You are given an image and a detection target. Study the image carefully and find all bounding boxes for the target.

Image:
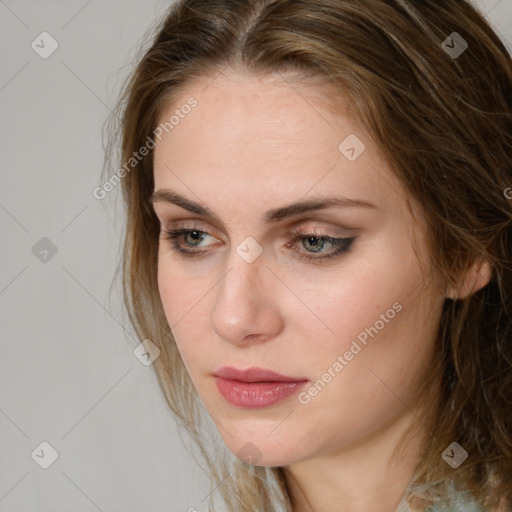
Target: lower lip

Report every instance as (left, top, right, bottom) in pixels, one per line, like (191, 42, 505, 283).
(214, 377, 308, 409)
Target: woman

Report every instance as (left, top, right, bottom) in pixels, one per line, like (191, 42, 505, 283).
(102, 0, 512, 510)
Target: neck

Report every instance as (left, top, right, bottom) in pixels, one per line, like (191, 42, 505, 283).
(283, 407, 429, 512)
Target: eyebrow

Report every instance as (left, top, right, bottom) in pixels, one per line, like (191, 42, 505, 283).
(148, 189, 378, 223)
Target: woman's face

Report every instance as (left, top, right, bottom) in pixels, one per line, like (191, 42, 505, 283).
(152, 70, 446, 467)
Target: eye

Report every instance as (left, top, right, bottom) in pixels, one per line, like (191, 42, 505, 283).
(160, 224, 356, 263)
(287, 227, 356, 262)
(161, 227, 218, 258)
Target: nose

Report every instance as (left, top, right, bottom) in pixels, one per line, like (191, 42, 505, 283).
(209, 248, 284, 348)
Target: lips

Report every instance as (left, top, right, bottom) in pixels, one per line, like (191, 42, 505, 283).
(213, 366, 309, 409)
(213, 366, 308, 383)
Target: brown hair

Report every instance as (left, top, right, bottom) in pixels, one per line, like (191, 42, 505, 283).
(102, 0, 512, 510)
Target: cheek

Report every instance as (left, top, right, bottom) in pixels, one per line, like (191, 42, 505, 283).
(157, 253, 194, 318)
(156, 258, 212, 368)
(294, 251, 438, 387)
(292, 293, 441, 450)
(156, 259, 192, 347)
(293, 262, 403, 349)
(312, 279, 440, 407)
(157, 262, 174, 318)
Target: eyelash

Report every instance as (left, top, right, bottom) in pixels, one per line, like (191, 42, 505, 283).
(161, 225, 356, 263)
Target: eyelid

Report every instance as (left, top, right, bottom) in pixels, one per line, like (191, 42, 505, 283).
(162, 219, 357, 240)
(163, 220, 224, 242)
(289, 219, 358, 237)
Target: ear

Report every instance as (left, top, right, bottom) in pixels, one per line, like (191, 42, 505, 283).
(446, 258, 492, 300)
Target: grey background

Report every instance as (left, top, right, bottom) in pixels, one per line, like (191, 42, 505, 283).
(0, 1, 510, 511)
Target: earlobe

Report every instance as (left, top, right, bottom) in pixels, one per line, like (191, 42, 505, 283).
(446, 258, 493, 299)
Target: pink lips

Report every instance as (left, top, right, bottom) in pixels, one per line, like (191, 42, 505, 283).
(213, 366, 309, 409)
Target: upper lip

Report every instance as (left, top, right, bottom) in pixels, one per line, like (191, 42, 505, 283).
(213, 366, 308, 383)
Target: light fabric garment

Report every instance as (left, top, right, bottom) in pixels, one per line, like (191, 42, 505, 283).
(396, 497, 486, 511)
(395, 485, 489, 512)
(424, 495, 488, 512)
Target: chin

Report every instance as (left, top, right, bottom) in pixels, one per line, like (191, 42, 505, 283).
(220, 429, 309, 467)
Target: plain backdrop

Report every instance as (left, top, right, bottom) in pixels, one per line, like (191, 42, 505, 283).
(0, 1, 511, 511)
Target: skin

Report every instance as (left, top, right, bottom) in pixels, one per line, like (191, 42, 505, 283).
(151, 70, 488, 512)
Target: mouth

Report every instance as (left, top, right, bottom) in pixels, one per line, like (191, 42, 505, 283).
(213, 366, 309, 409)
(213, 366, 308, 383)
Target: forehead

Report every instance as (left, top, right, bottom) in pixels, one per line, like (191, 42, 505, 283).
(152, 70, 406, 221)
